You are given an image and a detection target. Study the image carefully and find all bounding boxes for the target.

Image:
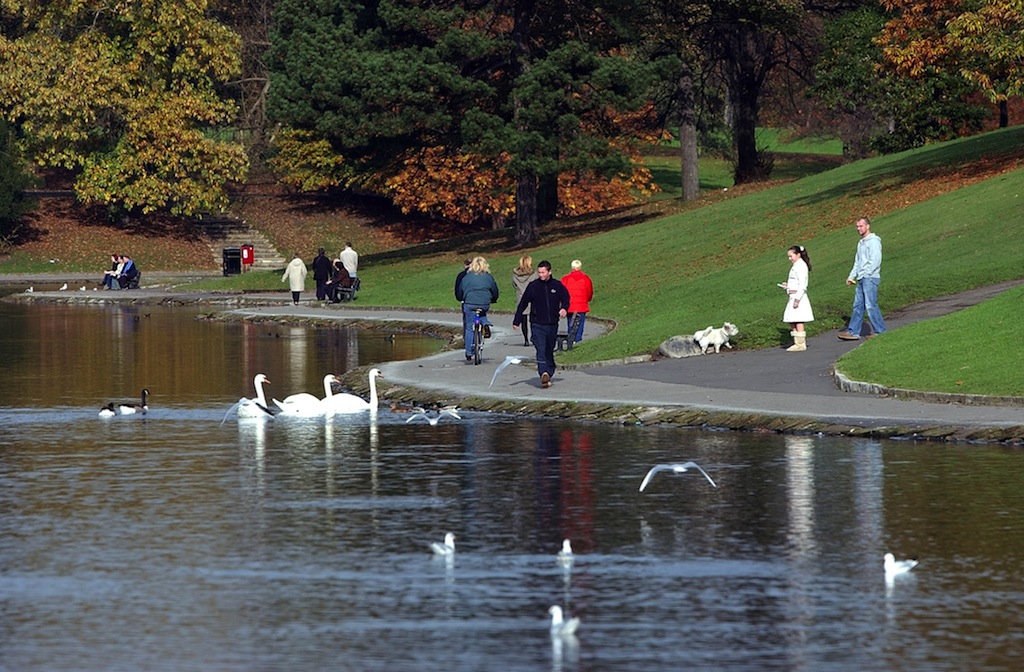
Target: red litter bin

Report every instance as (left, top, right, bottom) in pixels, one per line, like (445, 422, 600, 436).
(240, 244, 254, 271)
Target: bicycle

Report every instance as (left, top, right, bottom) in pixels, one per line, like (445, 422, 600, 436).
(470, 308, 487, 365)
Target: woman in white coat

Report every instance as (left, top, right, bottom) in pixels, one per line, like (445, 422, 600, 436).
(282, 253, 308, 305)
(780, 245, 814, 351)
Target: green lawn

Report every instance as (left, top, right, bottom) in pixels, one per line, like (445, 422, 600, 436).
(838, 285, 1024, 396)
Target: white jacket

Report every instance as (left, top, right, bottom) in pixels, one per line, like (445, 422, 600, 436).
(281, 257, 308, 291)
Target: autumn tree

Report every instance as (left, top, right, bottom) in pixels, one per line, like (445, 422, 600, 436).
(945, 0, 1024, 125)
(0, 0, 248, 216)
(813, 5, 987, 156)
(878, 0, 1018, 127)
(266, 0, 658, 244)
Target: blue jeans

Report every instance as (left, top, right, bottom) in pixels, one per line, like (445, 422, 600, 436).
(567, 312, 587, 343)
(463, 304, 491, 356)
(530, 322, 558, 378)
(847, 276, 886, 336)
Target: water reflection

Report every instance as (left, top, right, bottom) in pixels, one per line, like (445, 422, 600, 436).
(2, 302, 1024, 671)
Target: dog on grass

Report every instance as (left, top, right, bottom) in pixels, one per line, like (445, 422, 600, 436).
(693, 322, 739, 354)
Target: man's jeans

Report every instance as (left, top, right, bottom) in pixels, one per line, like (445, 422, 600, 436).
(463, 304, 491, 356)
(530, 322, 557, 377)
(567, 312, 587, 343)
(847, 276, 886, 336)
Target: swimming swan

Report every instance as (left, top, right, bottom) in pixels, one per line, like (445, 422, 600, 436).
(237, 374, 275, 419)
(322, 368, 383, 414)
(273, 374, 339, 417)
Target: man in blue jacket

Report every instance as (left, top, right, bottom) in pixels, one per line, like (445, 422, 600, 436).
(838, 217, 886, 339)
(513, 260, 569, 388)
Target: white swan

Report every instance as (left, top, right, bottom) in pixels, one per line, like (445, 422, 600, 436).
(323, 368, 383, 414)
(273, 374, 339, 417)
(117, 388, 149, 415)
(237, 374, 275, 419)
(429, 532, 456, 556)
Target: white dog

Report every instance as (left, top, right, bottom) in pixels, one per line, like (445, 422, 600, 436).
(693, 322, 739, 354)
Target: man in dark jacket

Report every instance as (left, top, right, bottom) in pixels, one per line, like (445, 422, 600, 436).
(312, 248, 334, 301)
(512, 260, 569, 388)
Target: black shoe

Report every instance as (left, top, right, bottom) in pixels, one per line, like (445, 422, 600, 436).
(484, 325, 492, 338)
(466, 354, 473, 361)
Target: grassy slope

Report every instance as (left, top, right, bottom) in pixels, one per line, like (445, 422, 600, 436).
(345, 127, 1024, 370)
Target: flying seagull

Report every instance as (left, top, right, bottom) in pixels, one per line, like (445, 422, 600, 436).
(884, 552, 918, 579)
(406, 408, 462, 425)
(489, 355, 530, 387)
(639, 461, 717, 492)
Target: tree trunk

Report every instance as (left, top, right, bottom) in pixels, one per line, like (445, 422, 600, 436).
(677, 62, 700, 202)
(512, 0, 539, 245)
(999, 99, 1009, 128)
(537, 172, 558, 222)
(724, 24, 769, 185)
(515, 173, 539, 244)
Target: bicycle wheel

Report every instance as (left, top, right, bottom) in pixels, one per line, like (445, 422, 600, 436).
(473, 322, 483, 365)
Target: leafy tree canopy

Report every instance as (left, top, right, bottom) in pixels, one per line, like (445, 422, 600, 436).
(266, 0, 659, 222)
(0, 0, 248, 215)
(814, 5, 987, 156)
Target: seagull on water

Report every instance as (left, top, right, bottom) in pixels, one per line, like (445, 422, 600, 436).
(429, 532, 456, 556)
(548, 605, 580, 637)
(58, 283, 68, 291)
(489, 355, 530, 387)
(884, 552, 918, 579)
(639, 461, 717, 491)
(25, 286, 33, 293)
(557, 539, 574, 567)
(406, 408, 462, 425)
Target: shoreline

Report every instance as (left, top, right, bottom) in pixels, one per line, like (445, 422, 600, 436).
(4, 280, 1023, 444)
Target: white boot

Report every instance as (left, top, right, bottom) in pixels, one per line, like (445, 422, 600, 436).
(786, 330, 807, 352)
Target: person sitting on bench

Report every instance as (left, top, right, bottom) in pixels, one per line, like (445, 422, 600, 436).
(326, 259, 354, 302)
(118, 256, 140, 289)
(102, 253, 122, 289)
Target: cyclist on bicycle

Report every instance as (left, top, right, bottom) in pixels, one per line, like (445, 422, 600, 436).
(456, 256, 499, 362)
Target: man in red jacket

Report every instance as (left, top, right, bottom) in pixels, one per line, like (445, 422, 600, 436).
(561, 259, 594, 343)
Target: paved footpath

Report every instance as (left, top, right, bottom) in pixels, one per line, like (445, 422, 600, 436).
(6, 274, 1024, 437)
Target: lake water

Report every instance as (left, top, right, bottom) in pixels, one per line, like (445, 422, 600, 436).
(1, 299, 1023, 671)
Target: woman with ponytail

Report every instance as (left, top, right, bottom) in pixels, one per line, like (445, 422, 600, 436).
(780, 245, 814, 351)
